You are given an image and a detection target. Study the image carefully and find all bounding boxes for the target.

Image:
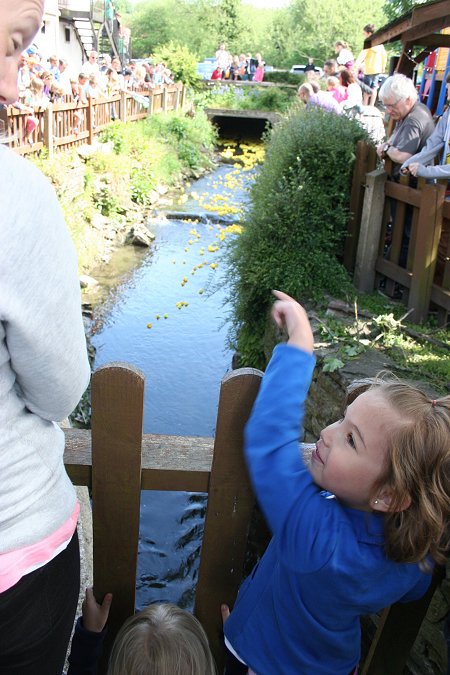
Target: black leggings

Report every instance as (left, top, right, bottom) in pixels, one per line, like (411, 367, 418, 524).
(224, 646, 249, 674)
(0, 529, 80, 675)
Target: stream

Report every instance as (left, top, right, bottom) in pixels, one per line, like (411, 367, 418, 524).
(89, 143, 262, 610)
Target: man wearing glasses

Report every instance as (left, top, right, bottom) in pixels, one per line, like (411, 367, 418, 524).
(376, 74, 434, 178)
(376, 74, 434, 269)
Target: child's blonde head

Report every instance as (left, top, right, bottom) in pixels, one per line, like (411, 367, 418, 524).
(347, 375, 450, 568)
(107, 603, 216, 675)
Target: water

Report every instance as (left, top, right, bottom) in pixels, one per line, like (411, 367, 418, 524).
(90, 158, 259, 610)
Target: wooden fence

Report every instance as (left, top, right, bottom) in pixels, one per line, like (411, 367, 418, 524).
(344, 140, 450, 324)
(64, 362, 442, 674)
(4, 83, 185, 158)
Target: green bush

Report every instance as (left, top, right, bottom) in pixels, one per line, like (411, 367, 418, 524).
(225, 107, 371, 368)
(152, 42, 201, 89)
(145, 110, 217, 171)
(264, 71, 305, 86)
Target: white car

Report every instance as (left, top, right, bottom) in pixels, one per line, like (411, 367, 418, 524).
(290, 64, 323, 77)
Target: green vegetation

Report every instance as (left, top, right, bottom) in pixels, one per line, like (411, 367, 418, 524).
(225, 106, 370, 369)
(193, 83, 297, 113)
(128, 0, 387, 68)
(152, 42, 201, 89)
(313, 294, 450, 394)
(32, 110, 217, 271)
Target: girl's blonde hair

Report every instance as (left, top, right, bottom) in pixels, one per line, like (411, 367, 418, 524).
(346, 375, 450, 570)
(107, 603, 217, 675)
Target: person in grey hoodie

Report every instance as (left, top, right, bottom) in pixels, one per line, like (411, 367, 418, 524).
(0, 2, 91, 674)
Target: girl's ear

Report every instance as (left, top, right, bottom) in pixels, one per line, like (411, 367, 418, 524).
(372, 487, 411, 513)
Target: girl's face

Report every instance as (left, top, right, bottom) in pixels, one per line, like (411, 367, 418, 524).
(309, 390, 403, 511)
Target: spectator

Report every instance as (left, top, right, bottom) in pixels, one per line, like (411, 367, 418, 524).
(85, 73, 104, 101)
(355, 24, 387, 106)
(335, 41, 354, 70)
(339, 68, 363, 109)
(215, 42, 231, 78)
(237, 53, 248, 80)
(211, 65, 223, 80)
(83, 50, 100, 77)
(0, 3, 91, 675)
(17, 52, 32, 100)
(58, 58, 72, 96)
(298, 82, 343, 114)
(378, 74, 434, 266)
(254, 60, 265, 83)
(66, 588, 216, 674)
(323, 59, 339, 78)
(230, 55, 240, 81)
(327, 75, 347, 104)
(39, 70, 53, 98)
(377, 74, 434, 177)
(48, 54, 60, 81)
(401, 72, 450, 282)
(304, 57, 316, 73)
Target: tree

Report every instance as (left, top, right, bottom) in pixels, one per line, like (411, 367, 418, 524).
(384, 0, 429, 21)
(216, 0, 244, 53)
(265, 0, 387, 67)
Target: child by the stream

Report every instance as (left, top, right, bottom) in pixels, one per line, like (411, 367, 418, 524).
(66, 588, 216, 674)
(223, 290, 450, 675)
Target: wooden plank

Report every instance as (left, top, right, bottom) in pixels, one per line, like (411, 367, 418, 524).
(343, 142, 378, 272)
(375, 257, 412, 288)
(408, 183, 445, 323)
(64, 429, 214, 484)
(385, 180, 422, 208)
(195, 367, 262, 673)
(91, 363, 144, 674)
(354, 168, 387, 292)
(402, 16, 450, 46)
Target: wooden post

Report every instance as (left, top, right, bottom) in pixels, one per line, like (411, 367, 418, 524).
(162, 86, 168, 113)
(91, 363, 144, 673)
(147, 88, 154, 117)
(195, 367, 262, 673)
(43, 104, 53, 158)
(343, 141, 378, 272)
(86, 99, 95, 146)
(354, 168, 387, 292)
(175, 83, 181, 111)
(119, 92, 127, 123)
(361, 570, 442, 675)
(408, 182, 445, 323)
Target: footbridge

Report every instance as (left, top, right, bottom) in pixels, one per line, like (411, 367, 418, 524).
(205, 107, 281, 136)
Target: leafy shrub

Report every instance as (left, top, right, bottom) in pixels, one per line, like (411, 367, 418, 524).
(146, 110, 217, 171)
(264, 71, 305, 86)
(152, 42, 201, 89)
(225, 107, 371, 368)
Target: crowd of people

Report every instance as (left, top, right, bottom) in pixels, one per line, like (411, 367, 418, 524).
(1, 2, 450, 675)
(3, 47, 175, 142)
(298, 23, 387, 118)
(211, 44, 265, 82)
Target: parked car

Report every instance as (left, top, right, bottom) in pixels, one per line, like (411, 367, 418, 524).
(197, 58, 216, 80)
(290, 64, 324, 78)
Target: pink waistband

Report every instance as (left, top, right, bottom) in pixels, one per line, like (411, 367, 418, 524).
(0, 502, 79, 593)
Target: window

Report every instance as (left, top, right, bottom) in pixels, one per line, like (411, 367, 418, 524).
(65, 27, 71, 43)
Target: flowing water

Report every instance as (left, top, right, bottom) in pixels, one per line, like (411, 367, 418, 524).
(89, 144, 262, 610)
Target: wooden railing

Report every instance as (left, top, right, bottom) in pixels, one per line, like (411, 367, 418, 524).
(344, 141, 450, 324)
(64, 362, 443, 674)
(5, 84, 185, 157)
